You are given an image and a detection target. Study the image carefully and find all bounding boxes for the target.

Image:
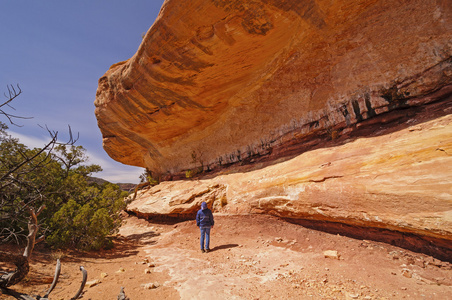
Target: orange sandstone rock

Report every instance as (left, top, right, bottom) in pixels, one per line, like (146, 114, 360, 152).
(95, 0, 452, 175)
(128, 114, 452, 259)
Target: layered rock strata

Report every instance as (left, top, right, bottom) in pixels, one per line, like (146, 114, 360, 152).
(95, 0, 452, 177)
(128, 112, 452, 260)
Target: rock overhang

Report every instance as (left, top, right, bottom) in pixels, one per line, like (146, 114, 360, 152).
(94, 0, 452, 177)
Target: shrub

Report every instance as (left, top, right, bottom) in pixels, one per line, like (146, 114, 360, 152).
(0, 127, 129, 251)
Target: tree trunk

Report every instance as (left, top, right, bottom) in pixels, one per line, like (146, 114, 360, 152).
(0, 251, 29, 287)
(0, 205, 43, 288)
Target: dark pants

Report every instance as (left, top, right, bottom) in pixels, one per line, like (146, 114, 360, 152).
(200, 227, 211, 250)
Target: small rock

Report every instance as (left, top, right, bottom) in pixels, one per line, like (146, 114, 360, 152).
(142, 282, 160, 289)
(144, 269, 151, 274)
(147, 263, 156, 267)
(116, 267, 126, 273)
(401, 268, 412, 278)
(86, 279, 101, 288)
(100, 272, 108, 279)
(347, 293, 359, 299)
(323, 250, 340, 260)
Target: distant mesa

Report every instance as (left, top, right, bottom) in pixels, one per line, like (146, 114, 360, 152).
(88, 177, 136, 192)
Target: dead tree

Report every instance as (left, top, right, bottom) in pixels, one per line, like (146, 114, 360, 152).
(0, 84, 79, 292)
(117, 287, 130, 300)
(0, 205, 45, 287)
(0, 130, 76, 286)
(1, 259, 88, 300)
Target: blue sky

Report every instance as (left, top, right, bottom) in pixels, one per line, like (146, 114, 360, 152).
(0, 1, 165, 183)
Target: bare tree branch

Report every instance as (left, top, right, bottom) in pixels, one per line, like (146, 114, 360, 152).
(22, 205, 45, 259)
(118, 287, 130, 300)
(0, 134, 57, 184)
(0, 205, 46, 289)
(70, 266, 87, 300)
(0, 287, 36, 300)
(0, 84, 32, 126)
(0, 251, 29, 288)
(0, 84, 21, 110)
(43, 259, 61, 298)
(1, 259, 86, 300)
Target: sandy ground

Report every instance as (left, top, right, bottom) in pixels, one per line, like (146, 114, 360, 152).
(1, 214, 451, 299)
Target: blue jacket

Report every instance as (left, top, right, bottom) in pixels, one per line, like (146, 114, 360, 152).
(196, 208, 214, 228)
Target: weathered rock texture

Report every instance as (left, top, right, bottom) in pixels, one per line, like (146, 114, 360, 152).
(96, 0, 452, 258)
(128, 113, 452, 260)
(95, 0, 452, 176)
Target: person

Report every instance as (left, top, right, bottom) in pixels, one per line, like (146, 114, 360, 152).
(196, 201, 214, 253)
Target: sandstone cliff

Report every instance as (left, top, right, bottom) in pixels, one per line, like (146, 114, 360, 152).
(95, 0, 452, 259)
(95, 0, 451, 176)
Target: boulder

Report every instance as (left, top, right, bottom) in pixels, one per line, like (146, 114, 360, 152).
(128, 180, 227, 219)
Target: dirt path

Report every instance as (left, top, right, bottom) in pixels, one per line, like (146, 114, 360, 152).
(2, 214, 451, 299)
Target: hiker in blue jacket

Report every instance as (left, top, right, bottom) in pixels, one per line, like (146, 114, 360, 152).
(196, 201, 214, 253)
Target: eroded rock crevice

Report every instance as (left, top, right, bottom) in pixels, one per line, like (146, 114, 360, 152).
(284, 218, 452, 263)
(182, 81, 452, 180)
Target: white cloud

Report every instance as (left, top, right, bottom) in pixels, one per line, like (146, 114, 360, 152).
(85, 150, 143, 183)
(8, 130, 52, 149)
(97, 167, 143, 184)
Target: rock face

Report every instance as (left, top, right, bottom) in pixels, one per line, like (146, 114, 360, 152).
(95, 0, 452, 176)
(128, 113, 452, 260)
(96, 0, 452, 258)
